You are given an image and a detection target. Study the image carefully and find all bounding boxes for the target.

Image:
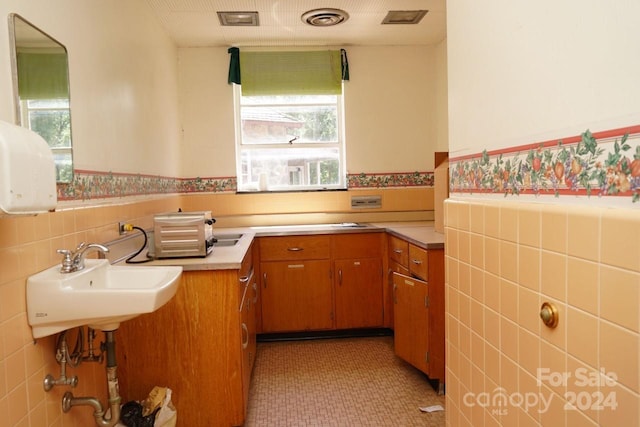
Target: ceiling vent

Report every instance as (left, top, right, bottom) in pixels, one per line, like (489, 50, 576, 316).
(217, 11, 259, 26)
(301, 8, 349, 27)
(381, 10, 428, 25)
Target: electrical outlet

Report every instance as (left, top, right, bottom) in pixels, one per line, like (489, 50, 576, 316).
(118, 222, 128, 235)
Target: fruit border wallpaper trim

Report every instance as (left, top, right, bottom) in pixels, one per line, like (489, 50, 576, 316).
(449, 125, 640, 204)
(56, 171, 434, 201)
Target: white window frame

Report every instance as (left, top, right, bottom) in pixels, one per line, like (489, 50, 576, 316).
(233, 84, 347, 192)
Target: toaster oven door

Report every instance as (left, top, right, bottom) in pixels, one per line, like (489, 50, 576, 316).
(154, 216, 206, 257)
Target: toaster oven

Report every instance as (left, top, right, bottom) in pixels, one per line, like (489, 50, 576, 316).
(153, 211, 215, 258)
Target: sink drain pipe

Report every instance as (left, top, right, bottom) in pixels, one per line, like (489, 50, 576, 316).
(62, 330, 121, 427)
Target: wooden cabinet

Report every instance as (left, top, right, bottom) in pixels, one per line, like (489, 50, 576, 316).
(393, 272, 429, 373)
(258, 232, 385, 333)
(117, 242, 257, 427)
(334, 258, 383, 328)
(260, 259, 333, 332)
(388, 234, 445, 392)
(259, 235, 333, 332)
(240, 257, 258, 409)
(332, 233, 384, 329)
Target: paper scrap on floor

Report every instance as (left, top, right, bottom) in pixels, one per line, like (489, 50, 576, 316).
(419, 405, 444, 413)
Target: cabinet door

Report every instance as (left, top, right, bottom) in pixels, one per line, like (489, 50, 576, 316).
(117, 269, 246, 426)
(387, 260, 409, 329)
(427, 249, 445, 386)
(393, 272, 429, 374)
(240, 270, 257, 412)
(261, 260, 333, 332)
(334, 258, 383, 329)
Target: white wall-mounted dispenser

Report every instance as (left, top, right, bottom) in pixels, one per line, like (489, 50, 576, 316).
(0, 119, 57, 215)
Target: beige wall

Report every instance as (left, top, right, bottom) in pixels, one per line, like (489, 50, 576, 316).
(182, 187, 435, 227)
(446, 0, 640, 426)
(434, 39, 449, 154)
(343, 45, 441, 173)
(178, 44, 446, 177)
(0, 0, 181, 177)
(178, 47, 236, 178)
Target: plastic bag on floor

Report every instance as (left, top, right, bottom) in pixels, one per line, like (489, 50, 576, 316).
(120, 401, 158, 427)
(116, 387, 176, 427)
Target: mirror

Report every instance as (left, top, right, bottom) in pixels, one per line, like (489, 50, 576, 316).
(8, 13, 73, 183)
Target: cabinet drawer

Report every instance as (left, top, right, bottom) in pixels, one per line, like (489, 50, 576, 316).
(259, 235, 330, 261)
(388, 235, 409, 267)
(331, 233, 383, 259)
(389, 259, 409, 276)
(408, 244, 429, 281)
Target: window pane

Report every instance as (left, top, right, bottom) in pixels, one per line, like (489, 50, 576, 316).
(52, 150, 72, 182)
(240, 147, 341, 190)
(28, 108, 71, 148)
(241, 105, 337, 144)
(235, 90, 345, 191)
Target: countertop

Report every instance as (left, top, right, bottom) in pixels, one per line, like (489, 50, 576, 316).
(371, 221, 445, 250)
(126, 222, 444, 271)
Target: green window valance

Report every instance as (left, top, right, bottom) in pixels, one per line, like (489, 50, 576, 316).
(227, 48, 349, 96)
(17, 51, 69, 99)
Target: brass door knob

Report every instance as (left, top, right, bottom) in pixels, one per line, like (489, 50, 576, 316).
(540, 302, 559, 328)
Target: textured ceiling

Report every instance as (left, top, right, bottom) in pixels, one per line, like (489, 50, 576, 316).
(144, 0, 446, 47)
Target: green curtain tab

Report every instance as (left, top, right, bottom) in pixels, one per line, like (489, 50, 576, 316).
(341, 49, 349, 81)
(227, 47, 241, 84)
(17, 52, 69, 99)
(227, 48, 349, 95)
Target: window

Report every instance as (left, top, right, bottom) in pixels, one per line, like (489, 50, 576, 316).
(21, 98, 72, 182)
(234, 86, 346, 191)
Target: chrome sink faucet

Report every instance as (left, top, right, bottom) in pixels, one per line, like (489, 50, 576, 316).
(57, 243, 110, 273)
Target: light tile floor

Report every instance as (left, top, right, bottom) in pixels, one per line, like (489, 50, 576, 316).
(245, 336, 446, 426)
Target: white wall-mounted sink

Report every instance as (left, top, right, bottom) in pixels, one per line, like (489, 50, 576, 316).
(27, 259, 182, 339)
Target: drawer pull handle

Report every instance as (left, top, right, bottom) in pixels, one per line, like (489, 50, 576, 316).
(241, 323, 249, 349)
(239, 275, 250, 283)
(411, 259, 423, 265)
(393, 249, 403, 254)
(287, 247, 304, 252)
